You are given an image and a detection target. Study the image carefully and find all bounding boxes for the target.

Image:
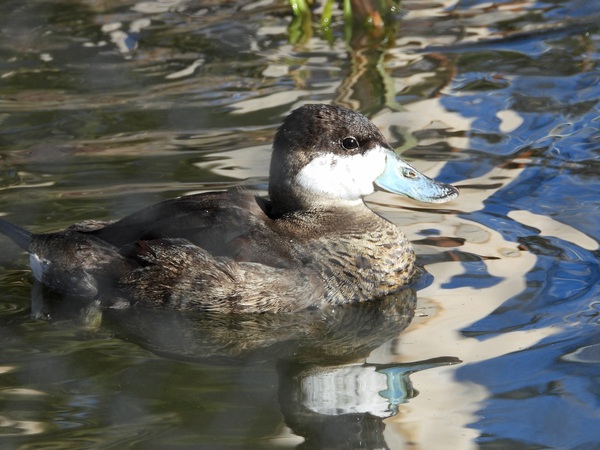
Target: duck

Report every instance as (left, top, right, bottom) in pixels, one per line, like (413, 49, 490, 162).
(0, 104, 458, 314)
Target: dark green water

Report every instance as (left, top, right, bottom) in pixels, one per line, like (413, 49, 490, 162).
(1, 0, 600, 448)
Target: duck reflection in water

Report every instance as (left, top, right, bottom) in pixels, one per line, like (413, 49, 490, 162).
(34, 286, 459, 448)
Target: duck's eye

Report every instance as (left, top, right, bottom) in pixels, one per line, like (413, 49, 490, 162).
(342, 137, 359, 150)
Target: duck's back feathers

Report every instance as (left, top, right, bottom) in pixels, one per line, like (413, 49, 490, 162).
(89, 190, 299, 268)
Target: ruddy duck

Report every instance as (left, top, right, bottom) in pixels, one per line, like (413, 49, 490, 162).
(0, 104, 458, 313)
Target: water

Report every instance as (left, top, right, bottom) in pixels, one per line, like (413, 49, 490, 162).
(0, 0, 599, 448)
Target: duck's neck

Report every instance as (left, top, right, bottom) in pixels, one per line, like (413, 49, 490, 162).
(267, 184, 366, 219)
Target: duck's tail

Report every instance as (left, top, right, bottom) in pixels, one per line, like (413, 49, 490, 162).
(0, 218, 32, 250)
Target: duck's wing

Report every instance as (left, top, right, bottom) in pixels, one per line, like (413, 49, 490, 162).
(119, 238, 320, 313)
(88, 190, 297, 267)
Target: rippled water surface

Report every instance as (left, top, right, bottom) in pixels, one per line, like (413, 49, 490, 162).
(1, 0, 600, 448)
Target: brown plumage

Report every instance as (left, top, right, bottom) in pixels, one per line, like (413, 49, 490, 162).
(0, 104, 458, 313)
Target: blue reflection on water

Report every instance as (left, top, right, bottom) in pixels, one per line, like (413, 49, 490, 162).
(434, 5, 600, 445)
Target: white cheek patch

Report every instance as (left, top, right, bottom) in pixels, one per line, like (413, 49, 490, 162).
(296, 146, 388, 201)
